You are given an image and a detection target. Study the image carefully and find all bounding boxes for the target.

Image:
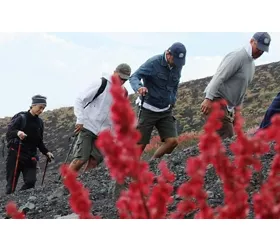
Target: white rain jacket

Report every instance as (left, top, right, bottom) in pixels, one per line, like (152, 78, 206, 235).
(74, 74, 114, 136)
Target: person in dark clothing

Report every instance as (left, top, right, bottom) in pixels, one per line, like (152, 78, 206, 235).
(259, 92, 280, 130)
(5, 95, 54, 194)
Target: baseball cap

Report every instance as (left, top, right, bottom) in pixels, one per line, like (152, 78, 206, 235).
(115, 63, 131, 80)
(168, 42, 187, 67)
(253, 32, 271, 52)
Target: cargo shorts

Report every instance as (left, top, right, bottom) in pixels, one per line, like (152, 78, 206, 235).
(137, 107, 178, 145)
(72, 128, 103, 165)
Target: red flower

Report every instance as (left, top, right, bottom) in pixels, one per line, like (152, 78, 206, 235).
(5, 202, 25, 219)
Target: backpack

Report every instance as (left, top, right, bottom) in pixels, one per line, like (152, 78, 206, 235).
(83, 77, 108, 109)
(1, 112, 28, 157)
(5, 111, 43, 145)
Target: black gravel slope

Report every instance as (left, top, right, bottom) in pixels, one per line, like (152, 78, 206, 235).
(0, 138, 275, 219)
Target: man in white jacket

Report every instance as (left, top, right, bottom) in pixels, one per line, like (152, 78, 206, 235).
(68, 63, 131, 173)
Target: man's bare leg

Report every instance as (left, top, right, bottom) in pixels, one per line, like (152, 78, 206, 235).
(68, 159, 86, 173)
(83, 157, 98, 173)
(150, 137, 178, 160)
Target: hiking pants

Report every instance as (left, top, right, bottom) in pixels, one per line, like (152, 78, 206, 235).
(136, 107, 178, 145)
(72, 128, 103, 165)
(204, 98, 235, 139)
(5, 147, 37, 194)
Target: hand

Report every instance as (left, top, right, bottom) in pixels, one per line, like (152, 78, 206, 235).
(17, 131, 27, 140)
(46, 152, 54, 161)
(201, 99, 213, 115)
(137, 87, 148, 96)
(74, 124, 83, 134)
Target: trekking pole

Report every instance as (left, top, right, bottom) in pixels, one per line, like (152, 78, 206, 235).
(12, 141, 22, 193)
(137, 95, 145, 121)
(58, 134, 77, 181)
(41, 157, 50, 185)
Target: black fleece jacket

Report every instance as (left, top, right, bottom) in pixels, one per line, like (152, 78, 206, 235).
(6, 111, 49, 157)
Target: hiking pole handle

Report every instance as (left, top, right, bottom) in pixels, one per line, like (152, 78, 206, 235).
(137, 95, 145, 121)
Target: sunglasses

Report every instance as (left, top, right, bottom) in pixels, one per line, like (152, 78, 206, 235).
(120, 77, 128, 83)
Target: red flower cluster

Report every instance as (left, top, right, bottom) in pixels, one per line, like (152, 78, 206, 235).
(60, 164, 100, 219)
(116, 160, 175, 219)
(97, 79, 280, 219)
(96, 75, 178, 218)
(96, 74, 147, 184)
(252, 115, 280, 218)
(5, 202, 26, 219)
(171, 101, 226, 219)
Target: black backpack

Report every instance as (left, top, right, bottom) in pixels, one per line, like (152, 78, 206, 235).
(5, 111, 43, 145)
(2, 111, 43, 157)
(83, 77, 108, 109)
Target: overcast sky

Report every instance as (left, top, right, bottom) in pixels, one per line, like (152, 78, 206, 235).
(0, 32, 279, 118)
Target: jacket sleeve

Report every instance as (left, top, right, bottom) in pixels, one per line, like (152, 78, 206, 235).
(171, 84, 179, 105)
(171, 68, 182, 105)
(129, 58, 154, 92)
(74, 82, 103, 125)
(37, 120, 49, 155)
(6, 116, 22, 142)
(205, 51, 243, 100)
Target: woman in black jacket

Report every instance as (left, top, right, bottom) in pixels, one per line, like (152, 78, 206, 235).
(5, 95, 54, 194)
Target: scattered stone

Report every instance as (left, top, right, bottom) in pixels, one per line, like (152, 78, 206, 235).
(20, 202, 35, 214)
(28, 196, 37, 201)
(56, 213, 79, 219)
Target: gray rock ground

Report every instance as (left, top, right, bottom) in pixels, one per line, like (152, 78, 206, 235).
(0, 138, 275, 219)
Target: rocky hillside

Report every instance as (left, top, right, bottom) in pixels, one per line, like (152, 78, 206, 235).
(0, 60, 279, 217)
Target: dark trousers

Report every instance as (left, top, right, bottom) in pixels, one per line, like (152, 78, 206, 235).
(5, 147, 37, 194)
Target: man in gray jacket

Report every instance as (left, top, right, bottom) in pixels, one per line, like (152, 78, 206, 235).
(201, 32, 271, 139)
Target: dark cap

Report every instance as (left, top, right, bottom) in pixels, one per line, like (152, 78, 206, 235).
(32, 95, 47, 106)
(168, 42, 187, 67)
(253, 32, 271, 52)
(115, 63, 131, 80)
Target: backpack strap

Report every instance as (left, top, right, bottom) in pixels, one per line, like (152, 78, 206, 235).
(83, 77, 108, 109)
(5, 112, 27, 147)
(19, 113, 27, 131)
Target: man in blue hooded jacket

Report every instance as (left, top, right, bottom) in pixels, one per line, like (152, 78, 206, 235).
(129, 42, 186, 160)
